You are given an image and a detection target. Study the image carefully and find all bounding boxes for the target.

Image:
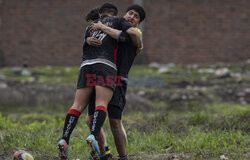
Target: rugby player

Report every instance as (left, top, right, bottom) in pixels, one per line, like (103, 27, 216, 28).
(57, 3, 141, 160)
(86, 4, 145, 160)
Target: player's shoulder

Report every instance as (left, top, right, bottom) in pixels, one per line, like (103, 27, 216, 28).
(113, 17, 127, 22)
(135, 27, 142, 36)
(103, 16, 121, 24)
(111, 17, 128, 27)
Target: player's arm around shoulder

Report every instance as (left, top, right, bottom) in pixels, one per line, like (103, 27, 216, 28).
(90, 21, 121, 40)
(133, 27, 143, 55)
(126, 27, 143, 53)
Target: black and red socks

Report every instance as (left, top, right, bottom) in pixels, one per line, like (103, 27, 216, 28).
(91, 106, 107, 137)
(62, 109, 81, 144)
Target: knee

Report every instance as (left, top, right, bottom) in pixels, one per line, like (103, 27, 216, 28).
(71, 105, 85, 112)
(109, 118, 122, 131)
(95, 101, 108, 108)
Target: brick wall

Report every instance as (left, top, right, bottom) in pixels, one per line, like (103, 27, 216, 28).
(0, 0, 249, 66)
(144, 0, 250, 64)
(0, 0, 132, 66)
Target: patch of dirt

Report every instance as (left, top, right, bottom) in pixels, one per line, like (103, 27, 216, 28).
(0, 148, 59, 160)
(216, 86, 250, 104)
(124, 93, 154, 113)
(128, 152, 192, 160)
(142, 90, 211, 110)
(0, 149, 13, 160)
(0, 82, 156, 113)
(0, 81, 75, 106)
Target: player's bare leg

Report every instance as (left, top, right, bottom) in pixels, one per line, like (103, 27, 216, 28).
(86, 86, 113, 159)
(109, 118, 127, 158)
(58, 87, 93, 160)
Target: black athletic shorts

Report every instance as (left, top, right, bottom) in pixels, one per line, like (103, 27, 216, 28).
(77, 63, 117, 91)
(88, 81, 127, 119)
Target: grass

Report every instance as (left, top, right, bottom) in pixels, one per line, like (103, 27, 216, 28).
(0, 103, 249, 159)
(0, 66, 79, 84)
(0, 64, 250, 159)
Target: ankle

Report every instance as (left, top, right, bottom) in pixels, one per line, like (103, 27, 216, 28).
(118, 155, 128, 160)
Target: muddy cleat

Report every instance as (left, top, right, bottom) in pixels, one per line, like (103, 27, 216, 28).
(100, 153, 117, 160)
(58, 139, 69, 160)
(107, 153, 117, 160)
(86, 134, 101, 160)
(105, 148, 114, 159)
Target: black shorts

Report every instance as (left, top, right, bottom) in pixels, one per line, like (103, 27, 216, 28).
(77, 63, 117, 91)
(88, 81, 127, 119)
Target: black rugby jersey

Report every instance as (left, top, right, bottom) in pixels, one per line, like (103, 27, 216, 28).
(81, 16, 131, 71)
(116, 31, 139, 83)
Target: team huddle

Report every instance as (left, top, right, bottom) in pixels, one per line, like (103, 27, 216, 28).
(57, 3, 146, 160)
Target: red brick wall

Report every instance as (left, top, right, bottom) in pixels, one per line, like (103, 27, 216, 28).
(144, 0, 250, 64)
(0, 0, 132, 66)
(0, 0, 249, 66)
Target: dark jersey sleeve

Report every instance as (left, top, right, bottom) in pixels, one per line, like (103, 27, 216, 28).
(118, 31, 132, 43)
(119, 18, 132, 31)
(110, 17, 131, 32)
(115, 17, 132, 43)
(83, 29, 90, 46)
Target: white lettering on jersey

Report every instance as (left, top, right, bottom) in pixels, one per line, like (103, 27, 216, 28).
(103, 22, 113, 27)
(91, 30, 107, 41)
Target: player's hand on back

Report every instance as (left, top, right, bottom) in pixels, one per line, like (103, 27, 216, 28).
(89, 21, 105, 32)
(86, 37, 102, 47)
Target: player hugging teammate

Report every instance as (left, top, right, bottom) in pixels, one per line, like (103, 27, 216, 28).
(57, 3, 145, 160)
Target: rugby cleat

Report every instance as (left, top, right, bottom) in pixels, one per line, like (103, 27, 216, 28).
(58, 139, 69, 160)
(100, 153, 117, 160)
(86, 134, 101, 160)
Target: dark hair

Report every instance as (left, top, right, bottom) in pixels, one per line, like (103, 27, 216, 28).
(126, 4, 146, 22)
(99, 3, 118, 16)
(85, 8, 100, 22)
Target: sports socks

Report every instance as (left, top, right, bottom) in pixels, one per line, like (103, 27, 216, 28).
(91, 106, 107, 138)
(100, 146, 111, 157)
(105, 146, 111, 155)
(62, 109, 81, 144)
